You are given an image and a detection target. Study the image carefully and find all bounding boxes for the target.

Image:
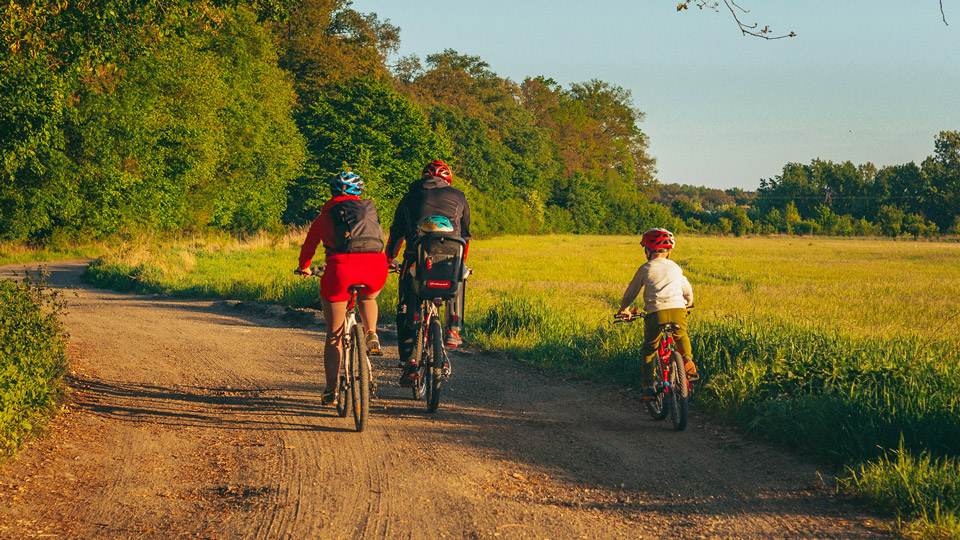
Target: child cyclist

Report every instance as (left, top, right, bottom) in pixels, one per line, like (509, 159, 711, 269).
(296, 171, 388, 405)
(616, 228, 697, 401)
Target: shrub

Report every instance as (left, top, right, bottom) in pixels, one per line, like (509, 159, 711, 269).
(0, 272, 67, 455)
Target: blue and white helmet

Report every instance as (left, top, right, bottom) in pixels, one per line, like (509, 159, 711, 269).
(418, 215, 455, 233)
(330, 171, 363, 196)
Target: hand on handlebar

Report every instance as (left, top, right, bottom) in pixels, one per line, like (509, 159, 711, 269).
(614, 307, 642, 321)
(294, 265, 323, 277)
(387, 258, 400, 272)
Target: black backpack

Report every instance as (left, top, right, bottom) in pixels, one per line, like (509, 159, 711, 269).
(411, 232, 466, 300)
(328, 199, 384, 253)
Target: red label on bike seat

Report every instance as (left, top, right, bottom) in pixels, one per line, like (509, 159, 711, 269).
(427, 280, 451, 288)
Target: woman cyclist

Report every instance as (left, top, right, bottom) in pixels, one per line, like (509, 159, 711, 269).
(297, 172, 388, 405)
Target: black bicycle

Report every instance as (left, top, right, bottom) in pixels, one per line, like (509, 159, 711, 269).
(410, 294, 450, 412)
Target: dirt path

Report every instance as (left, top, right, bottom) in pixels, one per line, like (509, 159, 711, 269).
(0, 261, 890, 539)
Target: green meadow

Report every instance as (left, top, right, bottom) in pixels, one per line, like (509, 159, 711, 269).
(67, 233, 960, 537)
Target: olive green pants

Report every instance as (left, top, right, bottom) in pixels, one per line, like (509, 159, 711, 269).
(641, 308, 692, 387)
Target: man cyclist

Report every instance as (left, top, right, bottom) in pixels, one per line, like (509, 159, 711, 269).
(386, 159, 471, 387)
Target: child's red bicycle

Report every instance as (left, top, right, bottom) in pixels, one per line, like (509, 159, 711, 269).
(615, 311, 690, 431)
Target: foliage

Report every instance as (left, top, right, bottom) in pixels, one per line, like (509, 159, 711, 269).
(286, 77, 451, 225)
(1, 1, 305, 242)
(0, 272, 67, 455)
(269, 0, 399, 106)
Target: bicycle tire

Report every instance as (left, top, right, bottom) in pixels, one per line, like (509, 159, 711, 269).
(668, 351, 689, 431)
(412, 314, 426, 400)
(425, 316, 443, 413)
(335, 333, 350, 417)
(349, 323, 370, 432)
(646, 355, 669, 421)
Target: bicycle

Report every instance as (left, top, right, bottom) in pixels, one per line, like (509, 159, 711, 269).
(615, 310, 690, 431)
(392, 253, 469, 414)
(412, 293, 454, 413)
(296, 267, 373, 432)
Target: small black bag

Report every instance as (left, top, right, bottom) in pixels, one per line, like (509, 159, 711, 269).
(412, 232, 466, 300)
(329, 199, 384, 253)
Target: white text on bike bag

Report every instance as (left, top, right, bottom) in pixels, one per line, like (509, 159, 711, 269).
(412, 232, 465, 300)
(329, 199, 385, 253)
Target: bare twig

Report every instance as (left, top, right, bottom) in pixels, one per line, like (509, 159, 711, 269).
(942, 0, 949, 25)
(676, 0, 796, 39)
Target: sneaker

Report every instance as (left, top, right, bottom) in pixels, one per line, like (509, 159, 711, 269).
(398, 361, 420, 387)
(444, 329, 462, 348)
(321, 389, 337, 406)
(684, 359, 699, 381)
(640, 386, 658, 402)
(366, 331, 382, 356)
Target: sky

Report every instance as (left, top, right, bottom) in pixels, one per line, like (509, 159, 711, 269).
(349, 0, 960, 191)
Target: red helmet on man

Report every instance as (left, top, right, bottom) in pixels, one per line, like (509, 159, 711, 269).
(421, 159, 452, 184)
(640, 228, 675, 251)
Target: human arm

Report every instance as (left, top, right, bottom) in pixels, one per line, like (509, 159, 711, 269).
(681, 275, 694, 308)
(297, 214, 325, 271)
(618, 266, 646, 313)
(385, 197, 408, 260)
(458, 194, 472, 260)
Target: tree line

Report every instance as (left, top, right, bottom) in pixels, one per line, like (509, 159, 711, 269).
(652, 131, 960, 238)
(2, 0, 681, 243)
(2, 1, 955, 243)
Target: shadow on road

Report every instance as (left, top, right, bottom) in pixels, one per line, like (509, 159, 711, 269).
(69, 376, 355, 434)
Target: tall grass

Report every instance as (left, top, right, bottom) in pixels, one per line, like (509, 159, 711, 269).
(82, 231, 400, 320)
(0, 272, 68, 455)
(84, 232, 960, 536)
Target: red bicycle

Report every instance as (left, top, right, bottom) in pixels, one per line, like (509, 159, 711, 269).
(615, 311, 690, 431)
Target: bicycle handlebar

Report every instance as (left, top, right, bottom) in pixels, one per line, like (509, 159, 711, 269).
(294, 265, 324, 277)
(613, 305, 694, 323)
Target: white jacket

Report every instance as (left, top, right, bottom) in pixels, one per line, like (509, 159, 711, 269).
(619, 258, 694, 314)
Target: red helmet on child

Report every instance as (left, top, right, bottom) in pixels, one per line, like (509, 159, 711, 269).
(421, 160, 452, 184)
(640, 228, 675, 251)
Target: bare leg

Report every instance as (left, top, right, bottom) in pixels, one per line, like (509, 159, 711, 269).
(358, 290, 380, 335)
(321, 300, 347, 392)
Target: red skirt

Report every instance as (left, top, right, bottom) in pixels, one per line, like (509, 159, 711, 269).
(320, 252, 388, 302)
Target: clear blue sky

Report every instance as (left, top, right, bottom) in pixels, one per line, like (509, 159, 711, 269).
(351, 0, 960, 190)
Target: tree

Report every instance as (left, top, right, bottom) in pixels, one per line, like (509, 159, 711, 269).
(877, 205, 904, 238)
(723, 205, 752, 237)
(287, 77, 450, 224)
(271, 0, 399, 106)
(920, 131, 960, 231)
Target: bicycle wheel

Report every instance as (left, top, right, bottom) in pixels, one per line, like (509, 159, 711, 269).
(425, 316, 443, 413)
(412, 315, 426, 400)
(349, 323, 370, 432)
(646, 355, 669, 421)
(336, 343, 349, 418)
(668, 351, 689, 431)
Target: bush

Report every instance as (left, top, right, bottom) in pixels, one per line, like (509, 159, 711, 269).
(0, 272, 67, 455)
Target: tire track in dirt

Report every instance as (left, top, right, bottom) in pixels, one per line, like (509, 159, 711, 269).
(1, 260, 892, 539)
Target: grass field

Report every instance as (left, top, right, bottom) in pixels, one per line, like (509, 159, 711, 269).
(62, 232, 960, 537)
